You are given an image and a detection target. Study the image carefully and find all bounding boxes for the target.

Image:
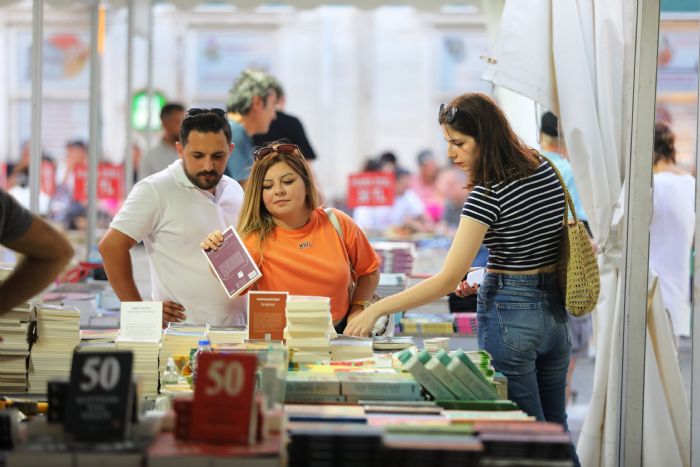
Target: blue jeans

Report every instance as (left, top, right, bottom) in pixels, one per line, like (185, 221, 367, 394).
(477, 272, 571, 427)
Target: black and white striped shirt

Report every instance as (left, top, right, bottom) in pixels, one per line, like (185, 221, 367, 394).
(462, 158, 565, 271)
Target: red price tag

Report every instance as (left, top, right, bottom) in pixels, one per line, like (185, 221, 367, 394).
(73, 163, 125, 202)
(347, 172, 395, 208)
(98, 163, 124, 200)
(190, 352, 257, 445)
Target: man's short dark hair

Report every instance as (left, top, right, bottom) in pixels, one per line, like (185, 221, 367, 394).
(66, 139, 87, 150)
(541, 111, 559, 138)
(179, 108, 232, 146)
(160, 102, 185, 121)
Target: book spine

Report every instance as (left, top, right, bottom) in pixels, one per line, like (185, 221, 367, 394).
(285, 381, 340, 396)
(403, 359, 455, 400)
(340, 381, 421, 397)
(447, 360, 499, 400)
(424, 359, 476, 400)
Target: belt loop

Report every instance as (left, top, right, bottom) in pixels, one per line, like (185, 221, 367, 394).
(497, 274, 503, 288)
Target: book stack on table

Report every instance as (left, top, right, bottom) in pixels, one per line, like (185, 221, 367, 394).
(0, 302, 33, 393)
(158, 323, 208, 383)
(372, 242, 415, 274)
(27, 305, 80, 395)
(285, 296, 333, 364)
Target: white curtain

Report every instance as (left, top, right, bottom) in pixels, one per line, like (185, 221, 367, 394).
(482, 1, 689, 466)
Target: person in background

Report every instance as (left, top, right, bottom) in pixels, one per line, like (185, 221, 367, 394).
(6, 141, 54, 215)
(0, 188, 73, 316)
(435, 166, 467, 230)
(650, 121, 695, 342)
(99, 109, 246, 326)
(378, 151, 398, 173)
(201, 142, 380, 334)
(344, 93, 579, 467)
(539, 111, 592, 404)
(540, 111, 588, 227)
(253, 82, 317, 161)
(139, 102, 185, 180)
(353, 167, 433, 234)
(225, 69, 279, 187)
(412, 149, 443, 222)
(53, 139, 88, 229)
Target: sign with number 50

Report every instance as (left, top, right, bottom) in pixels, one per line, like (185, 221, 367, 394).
(191, 352, 257, 444)
(66, 350, 134, 441)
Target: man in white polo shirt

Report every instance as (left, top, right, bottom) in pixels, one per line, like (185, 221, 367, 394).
(99, 108, 246, 325)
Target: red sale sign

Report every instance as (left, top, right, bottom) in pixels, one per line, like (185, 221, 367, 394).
(347, 172, 395, 208)
(74, 163, 124, 202)
(190, 352, 257, 445)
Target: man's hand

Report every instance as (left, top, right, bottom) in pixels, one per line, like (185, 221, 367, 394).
(162, 301, 186, 325)
(343, 307, 380, 337)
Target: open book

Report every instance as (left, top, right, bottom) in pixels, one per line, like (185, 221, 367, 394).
(202, 226, 262, 298)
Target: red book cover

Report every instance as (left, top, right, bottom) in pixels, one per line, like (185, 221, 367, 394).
(247, 291, 288, 341)
(202, 226, 262, 298)
(190, 352, 258, 445)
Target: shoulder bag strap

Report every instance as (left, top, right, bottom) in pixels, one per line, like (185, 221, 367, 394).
(324, 208, 356, 273)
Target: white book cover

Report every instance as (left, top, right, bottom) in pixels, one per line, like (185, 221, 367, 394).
(118, 301, 162, 342)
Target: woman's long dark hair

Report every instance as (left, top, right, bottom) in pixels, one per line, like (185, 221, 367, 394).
(439, 93, 539, 189)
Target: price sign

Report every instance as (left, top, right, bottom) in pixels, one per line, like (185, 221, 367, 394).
(65, 351, 134, 441)
(347, 172, 395, 208)
(74, 163, 125, 202)
(190, 352, 257, 444)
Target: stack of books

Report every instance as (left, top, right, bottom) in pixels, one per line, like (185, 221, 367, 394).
(372, 242, 415, 274)
(400, 312, 455, 335)
(207, 325, 247, 346)
(372, 336, 416, 351)
(338, 371, 423, 403)
(424, 337, 450, 352)
(287, 423, 384, 467)
(28, 305, 80, 394)
(0, 302, 33, 393)
(329, 336, 374, 361)
(115, 339, 160, 395)
(376, 273, 406, 298)
(285, 296, 333, 364)
(285, 372, 343, 403)
(382, 426, 483, 467)
(159, 323, 208, 381)
(453, 312, 477, 335)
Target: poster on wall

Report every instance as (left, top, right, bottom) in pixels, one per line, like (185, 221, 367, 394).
(16, 32, 90, 91)
(656, 20, 699, 170)
(436, 30, 491, 95)
(195, 31, 274, 96)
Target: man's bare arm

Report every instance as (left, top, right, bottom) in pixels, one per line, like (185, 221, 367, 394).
(98, 228, 142, 302)
(98, 228, 186, 323)
(0, 216, 74, 313)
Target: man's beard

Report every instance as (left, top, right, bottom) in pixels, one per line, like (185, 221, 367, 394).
(185, 169, 222, 191)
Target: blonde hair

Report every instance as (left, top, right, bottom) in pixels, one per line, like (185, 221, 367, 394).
(238, 148, 322, 259)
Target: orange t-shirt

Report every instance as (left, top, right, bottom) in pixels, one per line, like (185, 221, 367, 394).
(243, 207, 381, 322)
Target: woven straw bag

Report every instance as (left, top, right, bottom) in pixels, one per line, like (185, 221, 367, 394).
(540, 155, 600, 316)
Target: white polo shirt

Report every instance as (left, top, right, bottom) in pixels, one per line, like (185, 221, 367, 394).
(110, 160, 246, 325)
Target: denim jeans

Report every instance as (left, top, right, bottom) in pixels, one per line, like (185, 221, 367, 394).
(477, 272, 571, 427)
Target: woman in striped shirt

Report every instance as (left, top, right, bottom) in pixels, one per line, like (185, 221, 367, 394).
(345, 93, 575, 457)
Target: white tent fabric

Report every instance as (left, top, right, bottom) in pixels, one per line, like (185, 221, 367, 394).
(482, 1, 690, 466)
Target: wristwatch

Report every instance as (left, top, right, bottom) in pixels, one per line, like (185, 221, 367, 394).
(351, 300, 371, 310)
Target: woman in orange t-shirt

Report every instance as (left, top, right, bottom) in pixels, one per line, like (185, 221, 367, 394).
(201, 143, 380, 331)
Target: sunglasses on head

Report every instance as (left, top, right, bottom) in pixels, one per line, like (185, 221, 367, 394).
(253, 143, 300, 161)
(439, 103, 461, 124)
(185, 108, 226, 118)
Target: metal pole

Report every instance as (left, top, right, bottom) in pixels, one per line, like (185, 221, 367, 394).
(145, 0, 153, 153)
(29, 0, 43, 214)
(691, 5, 700, 463)
(618, 1, 659, 466)
(125, 0, 134, 192)
(87, 1, 101, 260)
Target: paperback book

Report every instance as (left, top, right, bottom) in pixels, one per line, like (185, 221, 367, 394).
(202, 226, 261, 298)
